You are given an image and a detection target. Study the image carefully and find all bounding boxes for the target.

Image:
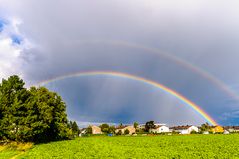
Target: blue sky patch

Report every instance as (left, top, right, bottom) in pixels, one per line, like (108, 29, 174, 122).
(0, 19, 5, 32)
(11, 34, 22, 45)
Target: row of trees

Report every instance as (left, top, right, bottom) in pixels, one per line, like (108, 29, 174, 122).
(0, 75, 78, 142)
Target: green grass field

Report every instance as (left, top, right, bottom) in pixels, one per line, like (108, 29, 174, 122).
(1, 134, 239, 159)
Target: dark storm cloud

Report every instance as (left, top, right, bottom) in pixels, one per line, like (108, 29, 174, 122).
(1, 0, 239, 125)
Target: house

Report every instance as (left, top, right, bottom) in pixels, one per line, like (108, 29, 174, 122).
(211, 125, 224, 133)
(203, 131, 209, 135)
(115, 125, 136, 135)
(149, 124, 170, 133)
(223, 126, 239, 133)
(91, 125, 102, 134)
(223, 130, 230, 134)
(79, 128, 87, 136)
(170, 125, 199, 134)
(138, 124, 145, 129)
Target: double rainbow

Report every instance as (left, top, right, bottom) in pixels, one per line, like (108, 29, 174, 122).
(37, 71, 218, 125)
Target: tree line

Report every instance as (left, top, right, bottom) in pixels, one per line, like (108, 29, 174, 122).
(0, 75, 79, 143)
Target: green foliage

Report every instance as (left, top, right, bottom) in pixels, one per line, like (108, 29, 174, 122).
(108, 126, 116, 134)
(86, 126, 92, 134)
(145, 121, 155, 132)
(124, 129, 130, 135)
(100, 124, 110, 133)
(72, 121, 79, 136)
(0, 75, 72, 142)
(200, 122, 211, 132)
(68, 121, 79, 137)
(6, 135, 239, 158)
(116, 130, 122, 135)
(133, 122, 138, 129)
(190, 130, 197, 134)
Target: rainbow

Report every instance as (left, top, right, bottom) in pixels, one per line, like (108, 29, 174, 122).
(67, 39, 239, 102)
(37, 71, 218, 126)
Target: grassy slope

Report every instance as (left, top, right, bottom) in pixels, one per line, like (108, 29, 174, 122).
(0, 143, 32, 159)
(16, 135, 239, 159)
(1, 135, 238, 159)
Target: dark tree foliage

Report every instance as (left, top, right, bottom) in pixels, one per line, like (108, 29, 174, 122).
(145, 121, 156, 132)
(72, 121, 79, 136)
(124, 129, 130, 135)
(108, 126, 116, 134)
(133, 122, 139, 129)
(86, 126, 92, 134)
(100, 123, 110, 133)
(0, 75, 73, 142)
(116, 130, 122, 135)
(200, 122, 211, 132)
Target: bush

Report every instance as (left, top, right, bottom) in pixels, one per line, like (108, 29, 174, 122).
(124, 129, 130, 135)
(116, 130, 122, 135)
(190, 130, 197, 134)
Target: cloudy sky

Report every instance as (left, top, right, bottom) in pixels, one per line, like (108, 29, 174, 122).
(1, 0, 239, 126)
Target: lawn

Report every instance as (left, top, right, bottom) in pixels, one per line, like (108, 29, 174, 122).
(1, 134, 239, 159)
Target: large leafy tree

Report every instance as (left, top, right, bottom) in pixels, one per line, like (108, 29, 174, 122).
(0, 75, 30, 141)
(28, 87, 71, 142)
(0, 75, 72, 142)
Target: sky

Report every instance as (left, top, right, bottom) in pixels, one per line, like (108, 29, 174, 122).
(0, 0, 239, 127)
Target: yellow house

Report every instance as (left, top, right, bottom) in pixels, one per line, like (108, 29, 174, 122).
(211, 126, 224, 133)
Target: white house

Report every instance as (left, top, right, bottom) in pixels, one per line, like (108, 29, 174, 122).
(171, 125, 199, 134)
(149, 125, 170, 133)
(224, 130, 230, 134)
(138, 124, 145, 129)
(79, 128, 87, 137)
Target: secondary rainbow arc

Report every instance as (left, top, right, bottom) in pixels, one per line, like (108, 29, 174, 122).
(36, 71, 218, 126)
(68, 39, 239, 102)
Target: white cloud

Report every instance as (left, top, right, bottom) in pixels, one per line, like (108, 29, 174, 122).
(0, 16, 32, 80)
(0, 37, 22, 78)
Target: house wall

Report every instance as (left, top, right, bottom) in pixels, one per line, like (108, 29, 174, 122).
(116, 126, 136, 135)
(91, 126, 102, 134)
(212, 126, 224, 133)
(158, 126, 170, 133)
(176, 126, 199, 134)
(188, 126, 199, 133)
(149, 126, 170, 133)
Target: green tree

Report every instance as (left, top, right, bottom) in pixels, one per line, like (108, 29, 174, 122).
(86, 126, 92, 134)
(72, 121, 79, 136)
(100, 123, 110, 133)
(200, 122, 210, 132)
(134, 122, 139, 129)
(108, 126, 116, 134)
(116, 130, 122, 135)
(0, 75, 30, 141)
(145, 121, 155, 132)
(190, 130, 197, 134)
(124, 129, 130, 135)
(0, 75, 72, 142)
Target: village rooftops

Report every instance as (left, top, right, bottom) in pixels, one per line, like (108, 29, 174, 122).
(115, 125, 130, 129)
(170, 125, 194, 130)
(223, 126, 239, 130)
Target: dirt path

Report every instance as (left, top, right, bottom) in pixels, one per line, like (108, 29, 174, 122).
(10, 151, 25, 159)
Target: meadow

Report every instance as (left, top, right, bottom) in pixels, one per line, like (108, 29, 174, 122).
(1, 134, 239, 159)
